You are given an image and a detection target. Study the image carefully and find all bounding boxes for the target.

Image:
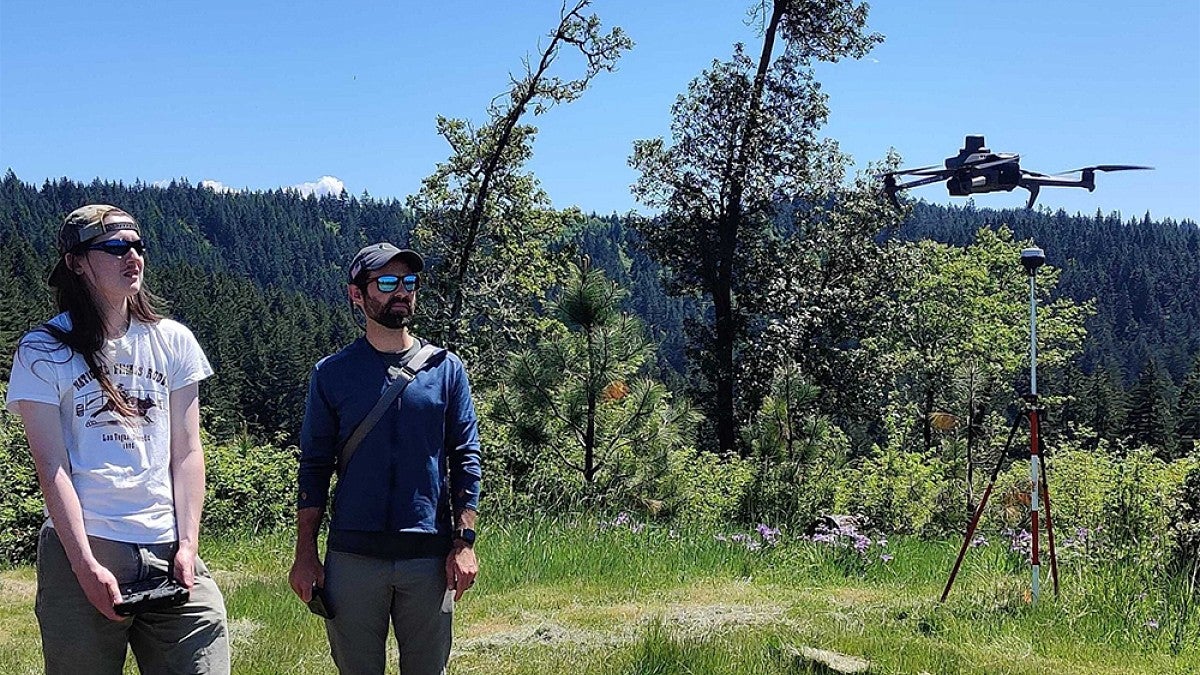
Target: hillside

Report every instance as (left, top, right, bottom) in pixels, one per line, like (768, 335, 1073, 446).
(2, 174, 1197, 443)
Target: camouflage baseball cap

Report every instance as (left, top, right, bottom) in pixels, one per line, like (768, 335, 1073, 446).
(48, 204, 141, 286)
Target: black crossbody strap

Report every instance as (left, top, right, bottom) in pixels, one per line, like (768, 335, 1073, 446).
(337, 343, 445, 475)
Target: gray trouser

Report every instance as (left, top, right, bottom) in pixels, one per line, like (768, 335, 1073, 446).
(323, 551, 452, 675)
(35, 525, 231, 675)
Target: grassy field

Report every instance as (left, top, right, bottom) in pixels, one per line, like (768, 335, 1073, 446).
(1, 517, 1196, 674)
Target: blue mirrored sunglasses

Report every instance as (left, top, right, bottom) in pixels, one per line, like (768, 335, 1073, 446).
(81, 239, 146, 257)
(371, 273, 419, 293)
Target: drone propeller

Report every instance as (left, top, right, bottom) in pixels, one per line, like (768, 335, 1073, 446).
(1054, 165, 1153, 175)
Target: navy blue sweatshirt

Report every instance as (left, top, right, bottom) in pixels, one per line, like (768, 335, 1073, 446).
(297, 337, 481, 558)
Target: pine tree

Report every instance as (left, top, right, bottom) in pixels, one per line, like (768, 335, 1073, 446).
(1125, 358, 1179, 457)
(491, 257, 696, 501)
(1176, 355, 1200, 457)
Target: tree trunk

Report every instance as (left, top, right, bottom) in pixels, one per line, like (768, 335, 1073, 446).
(713, 0, 785, 457)
(443, 3, 581, 351)
(584, 324, 597, 481)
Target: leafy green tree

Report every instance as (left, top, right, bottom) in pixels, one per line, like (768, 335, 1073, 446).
(630, 0, 882, 455)
(490, 258, 697, 505)
(736, 166, 905, 447)
(409, 0, 632, 382)
(871, 227, 1090, 509)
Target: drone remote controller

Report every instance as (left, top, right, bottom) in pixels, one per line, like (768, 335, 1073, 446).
(114, 576, 190, 616)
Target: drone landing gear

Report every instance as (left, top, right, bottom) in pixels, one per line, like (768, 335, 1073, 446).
(1024, 183, 1040, 209)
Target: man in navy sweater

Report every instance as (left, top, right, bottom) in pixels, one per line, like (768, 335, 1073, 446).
(289, 243, 482, 675)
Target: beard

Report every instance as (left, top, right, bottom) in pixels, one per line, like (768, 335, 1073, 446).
(365, 297, 413, 329)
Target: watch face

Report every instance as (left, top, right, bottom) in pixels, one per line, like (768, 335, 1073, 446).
(455, 528, 476, 546)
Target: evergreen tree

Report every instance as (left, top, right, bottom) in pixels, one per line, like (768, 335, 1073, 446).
(1176, 355, 1200, 456)
(1125, 358, 1179, 457)
(491, 257, 696, 502)
(1085, 363, 1131, 448)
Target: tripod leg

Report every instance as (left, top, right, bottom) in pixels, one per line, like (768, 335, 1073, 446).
(941, 485, 994, 603)
(1039, 436, 1060, 598)
(941, 414, 1023, 602)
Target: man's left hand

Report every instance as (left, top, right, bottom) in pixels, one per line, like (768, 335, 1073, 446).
(446, 544, 478, 601)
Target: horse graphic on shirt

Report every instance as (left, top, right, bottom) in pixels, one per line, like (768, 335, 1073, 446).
(89, 384, 157, 425)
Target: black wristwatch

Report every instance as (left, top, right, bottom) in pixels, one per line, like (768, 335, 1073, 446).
(453, 528, 476, 548)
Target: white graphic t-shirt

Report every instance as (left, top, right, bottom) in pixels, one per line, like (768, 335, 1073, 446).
(6, 314, 213, 543)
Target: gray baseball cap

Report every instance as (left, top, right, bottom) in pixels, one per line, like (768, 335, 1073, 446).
(348, 242, 424, 283)
(49, 205, 141, 286)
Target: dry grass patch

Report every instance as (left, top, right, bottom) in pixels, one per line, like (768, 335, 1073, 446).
(0, 570, 36, 605)
(208, 568, 276, 595)
(453, 577, 794, 658)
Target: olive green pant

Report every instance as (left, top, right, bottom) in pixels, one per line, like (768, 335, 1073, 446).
(35, 526, 231, 675)
(323, 551, 451, 675)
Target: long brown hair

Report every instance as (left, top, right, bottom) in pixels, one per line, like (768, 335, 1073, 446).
(32, 256, 165, 417)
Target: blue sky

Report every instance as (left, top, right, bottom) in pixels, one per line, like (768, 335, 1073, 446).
(2, 1, 1197, 221)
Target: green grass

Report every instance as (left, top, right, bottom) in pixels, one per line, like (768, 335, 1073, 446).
(1, 517, 1196, 674)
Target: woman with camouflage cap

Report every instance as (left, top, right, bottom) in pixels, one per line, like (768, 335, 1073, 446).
(6, 205, 230, 674)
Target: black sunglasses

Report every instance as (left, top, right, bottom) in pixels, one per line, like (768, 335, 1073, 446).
(81, 239, 146, 257)
(368, 273, 419, 293)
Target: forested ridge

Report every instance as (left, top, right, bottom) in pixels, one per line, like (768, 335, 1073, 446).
(1, 173, 1197, 451)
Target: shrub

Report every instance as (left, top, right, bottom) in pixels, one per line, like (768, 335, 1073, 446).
(834, 445, 947, 535)
(0, 385, 43, 566)
(661, 447, 754, 525)
(202, 432, 297, 535)
(989, 444, 1198, 560)
(1171, 465, 1200, 568)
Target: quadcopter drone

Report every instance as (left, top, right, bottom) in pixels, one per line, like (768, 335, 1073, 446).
(881, 135, 1151, 209)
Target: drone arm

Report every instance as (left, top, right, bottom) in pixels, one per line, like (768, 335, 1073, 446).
(1018, 171, 1103, 209)
(1020, 174, 1089, 190)
(895, 174, 949, 191)
(884, 172, 953, 209)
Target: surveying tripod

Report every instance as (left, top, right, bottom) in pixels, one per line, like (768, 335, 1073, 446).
(941, 246, 1060, 604)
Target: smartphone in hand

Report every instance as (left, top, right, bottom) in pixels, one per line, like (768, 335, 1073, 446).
(307, 584, 335, 619)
